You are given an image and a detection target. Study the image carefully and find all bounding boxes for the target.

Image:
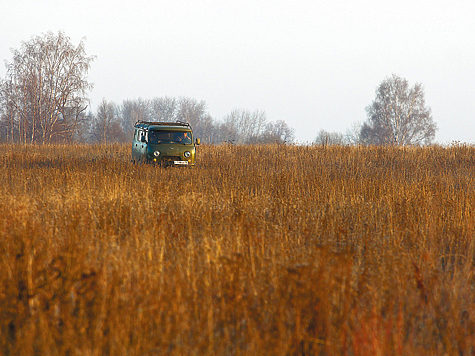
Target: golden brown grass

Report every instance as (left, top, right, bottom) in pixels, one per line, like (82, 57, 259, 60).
(1, 143, 475, 355)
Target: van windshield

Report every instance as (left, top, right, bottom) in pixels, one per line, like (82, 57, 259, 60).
(148, 130, 192, 144)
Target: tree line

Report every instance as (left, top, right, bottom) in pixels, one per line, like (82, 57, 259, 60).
(0, 31, 437, 146)
(86, 98, 295, 144)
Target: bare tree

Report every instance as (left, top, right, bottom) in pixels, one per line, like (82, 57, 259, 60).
(149, 97, 177, 122)
(90, 99, 125, 143)
(314, 129, 346, 146)
(362, 74, 437, 145)
(216, 120, 238, 143)
(262, 120, 295, 144)
(119, 98, 151, 138)
(220, 109, 294, 144)
(176, 97, 206, 126)
(223, 109, 268, 143)
(345, 121, 364, 145)
(175, 97, 214, 140)
(73, 110, 94, 143)
(0, 80, 16, 142)
(195, 114, 218, 143)
(1, 31, 95, 143)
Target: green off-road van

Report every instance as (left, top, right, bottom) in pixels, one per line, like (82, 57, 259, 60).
(131, 121, 200, 166)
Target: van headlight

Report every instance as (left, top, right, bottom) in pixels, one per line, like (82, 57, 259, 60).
(184, 151, 191, 158)
(153, 150, 160, 157)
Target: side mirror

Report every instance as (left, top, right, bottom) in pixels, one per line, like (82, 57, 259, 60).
(195, 138, 201, 145)
(141, 136, 146, 143)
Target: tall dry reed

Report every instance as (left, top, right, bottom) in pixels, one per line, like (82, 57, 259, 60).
(1, 143, 474, 355)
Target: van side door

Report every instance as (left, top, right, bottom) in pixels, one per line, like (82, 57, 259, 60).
(138, 129, 147, 161)
(132, 128, 140, 161)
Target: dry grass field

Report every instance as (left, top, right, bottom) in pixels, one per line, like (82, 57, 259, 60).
(1, 143, 475, 355)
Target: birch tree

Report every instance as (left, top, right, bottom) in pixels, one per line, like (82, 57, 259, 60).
(0, 31, 94, 143)
(362, 74, 437, 145)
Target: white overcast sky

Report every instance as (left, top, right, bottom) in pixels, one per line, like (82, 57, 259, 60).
(1, 0, 474, 143)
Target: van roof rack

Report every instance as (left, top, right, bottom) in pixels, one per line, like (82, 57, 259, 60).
(134, 120, 192, 129)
